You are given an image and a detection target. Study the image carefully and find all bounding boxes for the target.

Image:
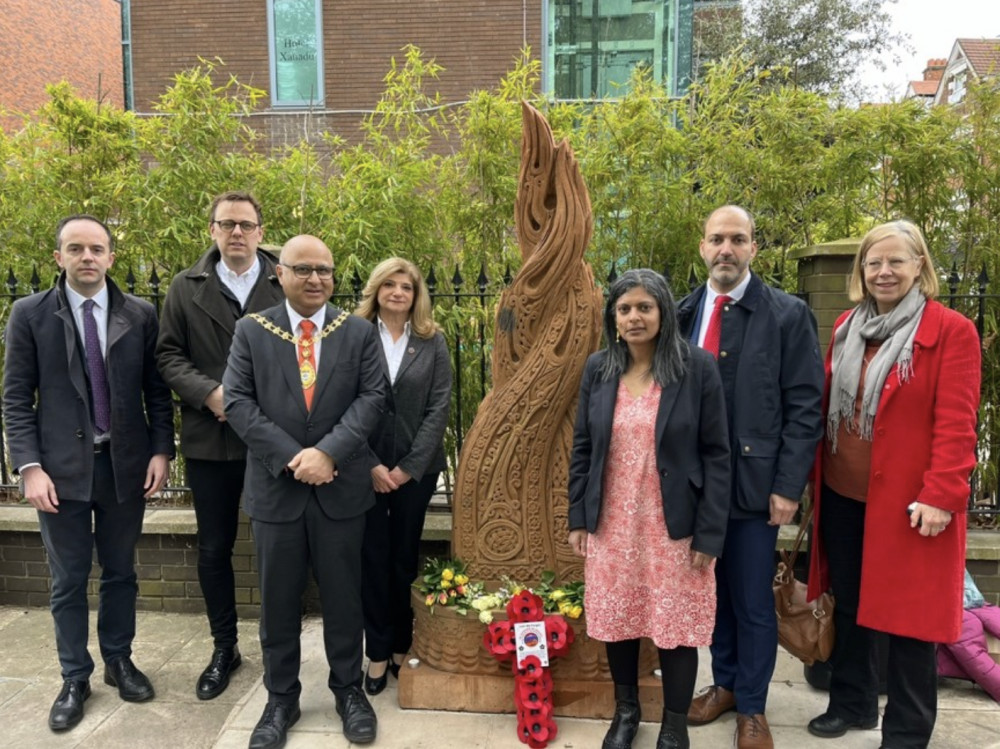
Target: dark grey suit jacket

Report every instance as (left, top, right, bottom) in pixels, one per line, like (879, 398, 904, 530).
(567, 345, 731, 558)
(3, 275, 175, 503)
(367, 328, 451, 481)
(222, 302, 386, 522)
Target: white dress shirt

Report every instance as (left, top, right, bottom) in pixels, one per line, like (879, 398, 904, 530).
(216, 256, 261, 308)
(377, 317, 411, 384)
(696, 271, 752, 347)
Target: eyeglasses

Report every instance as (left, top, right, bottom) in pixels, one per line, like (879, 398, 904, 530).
(863, 256, 916, 272)
(212, 219, 260, 233)
(281, 263, 334, 280)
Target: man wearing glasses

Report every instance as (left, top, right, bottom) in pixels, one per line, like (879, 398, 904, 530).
(156, 191, 283, 700)
(224, 235, 385, 747)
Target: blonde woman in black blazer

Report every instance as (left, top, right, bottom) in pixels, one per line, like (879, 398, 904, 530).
(355, 257, 452, 696)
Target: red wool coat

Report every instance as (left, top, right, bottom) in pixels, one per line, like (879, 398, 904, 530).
(807, 300, 981, 643)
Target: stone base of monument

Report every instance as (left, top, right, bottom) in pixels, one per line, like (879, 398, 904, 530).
(401, 590, 665, 719)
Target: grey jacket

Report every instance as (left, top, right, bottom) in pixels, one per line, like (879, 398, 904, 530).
(367, 328, 451, 481)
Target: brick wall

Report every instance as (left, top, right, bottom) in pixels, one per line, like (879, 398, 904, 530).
(130, 0, 541, 143)
(0, 0, 123, 132)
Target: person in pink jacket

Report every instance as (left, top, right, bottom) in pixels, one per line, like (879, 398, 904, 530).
(937, 569, 1000, 703)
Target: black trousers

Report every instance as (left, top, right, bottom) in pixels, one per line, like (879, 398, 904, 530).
(186, 458, 245, 649)
(821, 484, 937, 748)
(361, 472, 438, 660)
(252, 497, 365, 702)
(37, 449, 145, 680)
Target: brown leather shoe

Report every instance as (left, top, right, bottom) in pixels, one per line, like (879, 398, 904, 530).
(735, 713, 773, 749)
(687, 685, 736, 726)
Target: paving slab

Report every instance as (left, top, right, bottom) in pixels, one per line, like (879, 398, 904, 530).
(1, 606, 998, 748)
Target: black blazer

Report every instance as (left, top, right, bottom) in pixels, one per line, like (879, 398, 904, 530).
(567, 345, 731, 558)
(3, 275, 175, 503)
(222, 303, 387, 522)
(367, 328, 451, 481)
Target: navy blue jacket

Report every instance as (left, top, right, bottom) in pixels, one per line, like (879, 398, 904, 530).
(568, 344, 731, 558)
(677, 274, 824, 519)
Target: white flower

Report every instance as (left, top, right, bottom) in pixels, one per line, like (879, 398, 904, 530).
(479, 610, 494, 624)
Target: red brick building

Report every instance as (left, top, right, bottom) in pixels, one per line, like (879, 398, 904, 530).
(0, 0, 124, 133)
(128, 1, 697, 147)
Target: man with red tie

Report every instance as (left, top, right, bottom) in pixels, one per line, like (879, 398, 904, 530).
(677, 206, 825, 749)
(3, 215, 174, 732)
(223, 235, 386, 748)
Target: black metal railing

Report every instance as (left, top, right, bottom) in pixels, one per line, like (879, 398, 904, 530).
(1, 262, 997, 517)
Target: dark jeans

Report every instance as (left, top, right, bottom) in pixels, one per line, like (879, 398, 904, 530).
(37, 449, 145, 680)
(605, 639, 699, 713)
(821, 484, 937, 748)
(187, 458, 245, 649)
(361, 472, 437, 660)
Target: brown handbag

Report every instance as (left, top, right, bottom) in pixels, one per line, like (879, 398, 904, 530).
(773, 505, 835, 665)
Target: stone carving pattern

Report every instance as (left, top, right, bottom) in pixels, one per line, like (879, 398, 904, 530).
(452, 102, 602, 583)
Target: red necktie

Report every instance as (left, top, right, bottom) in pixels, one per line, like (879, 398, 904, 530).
(702, 295, 732, 359)
(298, 320, 316, 410)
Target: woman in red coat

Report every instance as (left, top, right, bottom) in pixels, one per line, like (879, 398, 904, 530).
(805, 220, 981, 749)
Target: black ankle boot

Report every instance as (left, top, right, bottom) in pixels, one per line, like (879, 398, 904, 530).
(603, 684, 641, 749)
(656, 708, 690, 749)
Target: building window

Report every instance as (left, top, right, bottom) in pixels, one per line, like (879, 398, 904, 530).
(267, 0, 324, 107)
(544, 0, 692, 100)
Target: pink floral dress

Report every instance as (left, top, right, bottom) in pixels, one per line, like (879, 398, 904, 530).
(584, 381, 717, 649)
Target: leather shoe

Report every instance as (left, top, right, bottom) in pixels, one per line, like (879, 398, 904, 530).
(807, 711, 878, 738)
(196, 646, 242, 700)
(48, 679, 90, 732)
(249, 701, 301, 749)
(104, 656, 154, 702)
(335, 685, 377, 744)
(687, 685, 735, 725)
(388, 659, 402, 679)
(736, 713, 773, 749)
(364, 662, 388, 696)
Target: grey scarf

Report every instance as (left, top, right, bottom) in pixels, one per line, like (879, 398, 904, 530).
(827, 286, 926, 452)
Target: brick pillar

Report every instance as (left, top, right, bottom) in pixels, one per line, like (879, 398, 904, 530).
(789, 238, 860, 353)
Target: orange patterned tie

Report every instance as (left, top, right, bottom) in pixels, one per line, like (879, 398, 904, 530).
(298, 320, 316, 410)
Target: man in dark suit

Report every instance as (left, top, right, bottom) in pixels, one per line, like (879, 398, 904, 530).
(223, 234, 386, 748)
(3, 215, 174, 732)
(678, 206, 824, 749)
(156, 190, 283, 700)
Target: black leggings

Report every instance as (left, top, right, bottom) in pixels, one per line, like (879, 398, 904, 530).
(605, 639, 698, 713)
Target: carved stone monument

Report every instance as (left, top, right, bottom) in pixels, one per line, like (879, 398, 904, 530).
(451, 101, 602, 583)
(400, 104, 661, 719)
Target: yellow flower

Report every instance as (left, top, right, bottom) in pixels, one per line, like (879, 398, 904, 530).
(549, 589, 566, 601)
(558, 601, 571, 615)
(441, 568, 455, 581)
(440, 579, 452, 589)
(425, 594, 436, 607)
(479, 610, 494, 624)
(569, 605, 583, 619)
(455, 574, 469, 585)
(449, 589, 457, 598)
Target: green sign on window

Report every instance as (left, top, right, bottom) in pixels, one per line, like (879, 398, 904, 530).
(271, 0, 322, 105)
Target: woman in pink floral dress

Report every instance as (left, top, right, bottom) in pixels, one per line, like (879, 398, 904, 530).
(569, 269, 731, 749)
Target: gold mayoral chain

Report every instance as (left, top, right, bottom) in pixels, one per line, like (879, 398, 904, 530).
(248, 311, 350, 389)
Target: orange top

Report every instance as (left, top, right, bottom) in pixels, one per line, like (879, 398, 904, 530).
(823, 341, 883, 502)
